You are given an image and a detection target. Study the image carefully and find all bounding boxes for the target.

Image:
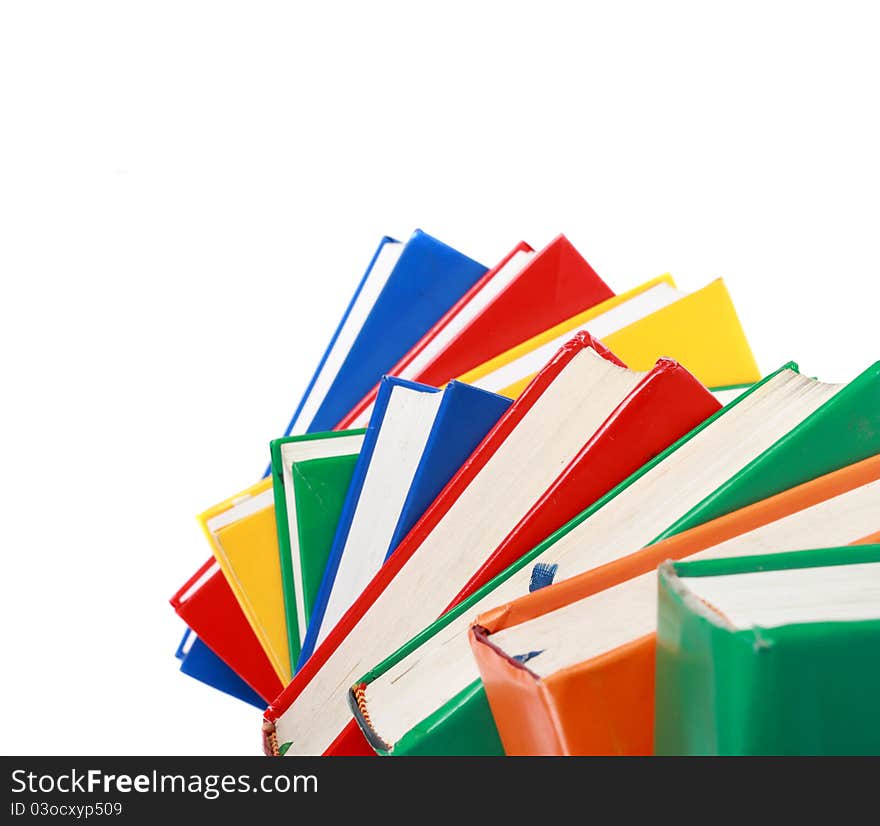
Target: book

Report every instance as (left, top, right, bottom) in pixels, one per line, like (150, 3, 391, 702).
(201, 431, 366, 683)
(277, 230, 487, 440)
(302, 379, 443, 663)
(176, 630, 265, 710)
(458, 278, 760, 399)
(655, 545, 880, 755)
(301, 378, 513, 666)
(262, 336, 715, 755)
(387, 381, 513, 557)
(451, 358, 720, 604)
(290, 455, 358, 637)
(271, 445, 363, 667)
(338, 234, 614, 429)
(350, 361, 880, 755)
(170, 558, 283, 703)
(468, 456, 880, 754)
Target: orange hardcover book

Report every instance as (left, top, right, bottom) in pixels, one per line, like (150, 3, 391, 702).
(469, 454, 880, 755)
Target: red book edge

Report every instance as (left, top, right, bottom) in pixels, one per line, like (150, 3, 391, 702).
(413, 233, 614, 391)
(448, 358, 722, 607)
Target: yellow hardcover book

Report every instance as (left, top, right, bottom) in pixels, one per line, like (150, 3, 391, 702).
(198, 478, 290, 683)
(458, 278, 760, 399)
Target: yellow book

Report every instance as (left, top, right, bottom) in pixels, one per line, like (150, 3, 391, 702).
(198, 430, 367, 684)
(458, 278, 760, 399)
(198, 478, 291, 682)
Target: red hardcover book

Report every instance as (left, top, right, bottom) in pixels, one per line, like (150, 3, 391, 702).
(335, 235, 614, 429)
(263, 333, 711, 756)
(325, 363, 718, 756)
(449, 358, 721, 607)
(171, 559, 283, 704)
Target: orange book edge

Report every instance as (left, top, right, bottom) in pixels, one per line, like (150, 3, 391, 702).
(470, 453, 880, 756)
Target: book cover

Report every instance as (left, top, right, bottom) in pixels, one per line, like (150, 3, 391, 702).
(338, 234, 614, 428)
(288, 454, 359, 662)
(170, 558, 283, 703)
(290, 229, 486, 436)
(655, 545, 880, 755)
(176, 630, 265, 710)
(299, 378, 443, 665)
(459, 278, 760, 398)
(352, 361, 880, 755)
(469, 457, 880, 754)
(336, 242, 530, 429)
(275, 236, 399, 442)
(269, 430, 365, 664)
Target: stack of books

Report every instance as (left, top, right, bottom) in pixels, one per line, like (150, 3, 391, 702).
(170, 230, 880, 756)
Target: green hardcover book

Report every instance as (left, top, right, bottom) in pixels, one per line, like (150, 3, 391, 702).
(270, 430, 365, 664)
(655, 545, 880, 755)
(352, 361, 880, 755)
(291, 456, 359, 639)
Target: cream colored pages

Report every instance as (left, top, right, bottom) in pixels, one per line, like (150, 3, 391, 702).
(491, 478, 880, 678)
(682, 560, 880, 630)
(273, 348, 648, 754)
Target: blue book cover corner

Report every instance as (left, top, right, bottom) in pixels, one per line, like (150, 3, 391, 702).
(386, 380, 513, 557)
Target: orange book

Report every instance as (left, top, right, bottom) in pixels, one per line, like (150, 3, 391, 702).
(469, 454, 880, 755)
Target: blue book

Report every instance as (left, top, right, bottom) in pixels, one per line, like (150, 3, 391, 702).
(386, 380, 512, 557)
(175, 630, 265, 709)
(278, 229, 487, 443)
(297, 378, 512, 669)
(299, 377, 442, 667)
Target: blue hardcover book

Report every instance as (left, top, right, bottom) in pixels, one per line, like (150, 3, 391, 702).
(298, 377, 443, 667)
(279, 229, 486, 441)
(386, 380, 512, 558)
(175, 630, 265, 709)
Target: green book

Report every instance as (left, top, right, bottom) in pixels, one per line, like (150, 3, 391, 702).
(655, 545, 880, 755)
(352, 361, 880, 755)
(292, 456, 359, 637)
(270, 430, 365, 665)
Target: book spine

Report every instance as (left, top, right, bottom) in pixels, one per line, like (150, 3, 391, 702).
(654, 566, 760, 754)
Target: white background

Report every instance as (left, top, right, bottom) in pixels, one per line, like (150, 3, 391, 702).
(1, 2, 877, 755)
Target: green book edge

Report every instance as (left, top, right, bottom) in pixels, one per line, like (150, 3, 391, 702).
(656, 544, 880, 755)
(669, 543, 880, 579)
(707, 381, 755, 393)
(360, 359, 880, 755)
(269, 429, 366, 665)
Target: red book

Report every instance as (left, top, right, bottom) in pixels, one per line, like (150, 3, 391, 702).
(335, 235, 614, 429)
(449, 358, 721, 607)
(263, 333, 686, 756)
(171, 559, 283, 704)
